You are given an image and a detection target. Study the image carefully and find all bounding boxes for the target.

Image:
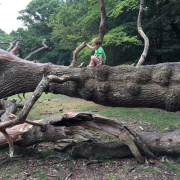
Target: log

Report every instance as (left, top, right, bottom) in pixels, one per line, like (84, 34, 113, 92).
(0, 112, 180, 159)
(1, 49, 180, 112)
(0, 75, 155, 163)
(0, 74, 178, 162)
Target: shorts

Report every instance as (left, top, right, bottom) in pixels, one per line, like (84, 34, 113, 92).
(96, 59, 105, 65)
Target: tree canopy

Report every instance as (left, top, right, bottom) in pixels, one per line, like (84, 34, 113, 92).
(1, 0, 180, 66)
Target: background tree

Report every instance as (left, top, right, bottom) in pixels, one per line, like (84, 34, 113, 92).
(1, 0, 180, 66)
(9, 0, 72, 65)
(0, 29, 14, 50)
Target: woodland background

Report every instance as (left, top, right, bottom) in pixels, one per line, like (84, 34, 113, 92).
(1, 0, 180, 66)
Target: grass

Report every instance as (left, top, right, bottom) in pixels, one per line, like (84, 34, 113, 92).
(106, 174, 118, 180)
(123, 165, 130, 169)
(2, 176, 11, 180)
(0, 93, 180, 180)
(9, 93, 104, 120)
(34, 172, 47, 179)
(2, 92, 180, 179)
(164, 159, 180, 179)
(147, 167, 161, 173)
(8, 92, 180, 132)
(165, 159, 180, 172)
(99, 107, 180, 132)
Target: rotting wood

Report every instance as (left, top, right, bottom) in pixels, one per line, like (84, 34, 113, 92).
(1, 112, 180, 160)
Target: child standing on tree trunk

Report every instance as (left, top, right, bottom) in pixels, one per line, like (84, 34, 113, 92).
(83, 38, 106, 67)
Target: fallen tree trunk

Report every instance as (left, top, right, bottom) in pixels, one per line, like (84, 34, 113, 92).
(0, 112, 180, 159)
(1, 49, 180, 112)
(0, 73, 179, 164)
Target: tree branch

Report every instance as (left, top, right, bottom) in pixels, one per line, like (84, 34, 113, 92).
(136, 0, 149, 67)
(70, 0, 106, 67)
(0, 129, 14, 157)
(0, 39, 23, 52)
(70, 43, 86, 67)
(24, 39, 50, 60)
(99, 0, 106, 43)
(10, 41, 23, 58)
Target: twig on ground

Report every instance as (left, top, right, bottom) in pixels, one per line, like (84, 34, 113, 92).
(65, 173, 72, 180)
(54, 142, 76, 152)
(47, 174, 58, 177)
(128, 163, 137, 172)
(86, 160, 100, 166)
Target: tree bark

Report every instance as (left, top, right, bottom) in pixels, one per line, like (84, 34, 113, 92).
(0, 60, 180, 162)
(0, 113, 180, 159)
(136, 0, 149, 66)
(1, 49, 180, 112)
(99, 0, 106, 42)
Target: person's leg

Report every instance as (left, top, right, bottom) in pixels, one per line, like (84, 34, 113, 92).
(88, 55, 98, 66)
(91, 55, 98, 65)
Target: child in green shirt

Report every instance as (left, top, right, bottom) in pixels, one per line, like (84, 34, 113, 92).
(83, 38, 106, 67)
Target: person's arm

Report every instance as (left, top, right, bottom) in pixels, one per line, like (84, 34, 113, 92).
(85, 43, 94, 50)
(97, 53, 103, 67)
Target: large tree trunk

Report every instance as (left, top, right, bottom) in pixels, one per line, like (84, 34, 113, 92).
(0, 61, 180, 163)
(1, 49, 180, 112)
(99, 0, 106, 42)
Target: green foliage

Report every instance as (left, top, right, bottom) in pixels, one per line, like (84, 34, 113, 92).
(103, 26, 141, 46)
(1, 0, 180, 65)
(0, 29, 14, 50)
(34, 172, 47, 179)
(48, 0, 97, 51)
(8, 0, 71, 65)
(123, 165, 130, 169)
(109, 0, 139, 18)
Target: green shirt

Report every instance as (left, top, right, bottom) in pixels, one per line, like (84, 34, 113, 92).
(95, 47, 106, 62)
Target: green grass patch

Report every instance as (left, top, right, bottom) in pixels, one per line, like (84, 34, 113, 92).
(2, 176, 11, 180)
(106, 174, 118, 180)
(123, 165, 130, 169)
(147, 167, 161, 173)
(8, 92, 180, 131)
(165, 160, 180, 172)
(99, 107, 180, 131)
(34, 172, 47, 179)
(9, 93, 104, 120)
(65, 161, 75, 171)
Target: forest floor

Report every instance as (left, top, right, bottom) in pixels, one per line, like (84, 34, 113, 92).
(0, 94, 180, 180)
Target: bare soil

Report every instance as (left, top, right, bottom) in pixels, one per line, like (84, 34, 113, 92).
(0, 118, 179, 180)
(0, 96, 180, 180)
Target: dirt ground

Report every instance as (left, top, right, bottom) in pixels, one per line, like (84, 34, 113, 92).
(0, 118, 180, 180)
